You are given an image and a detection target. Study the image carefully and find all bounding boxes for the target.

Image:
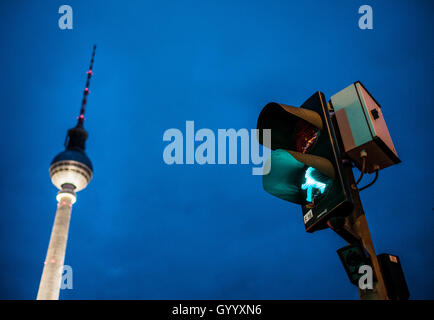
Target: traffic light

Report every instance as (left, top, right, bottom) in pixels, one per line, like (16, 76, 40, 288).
(257, 92, 353, 232)
(377, 254, 409, 300)
(337, 244, 373, 286)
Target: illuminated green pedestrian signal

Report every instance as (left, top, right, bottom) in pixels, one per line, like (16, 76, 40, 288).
(301, 167, 329, 203)
(258, 92, 353, 232)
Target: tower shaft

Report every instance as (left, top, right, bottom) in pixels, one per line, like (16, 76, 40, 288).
(37, 196, 73, 300)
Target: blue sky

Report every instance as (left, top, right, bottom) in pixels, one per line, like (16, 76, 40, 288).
(0, 0, 433, 299)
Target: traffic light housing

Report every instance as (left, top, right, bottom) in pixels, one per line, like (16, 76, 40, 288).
(377, 254, 410, 300)
(257, 92, 353, 232)
(337, 244, 373, 286)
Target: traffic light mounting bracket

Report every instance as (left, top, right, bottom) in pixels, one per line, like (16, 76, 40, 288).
(327, 216, 360, 245)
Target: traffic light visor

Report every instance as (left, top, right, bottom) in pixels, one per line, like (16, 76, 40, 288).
(263, 149, 335, 205)
(263, 149, 306, 204)
(257, 102, 323, 150)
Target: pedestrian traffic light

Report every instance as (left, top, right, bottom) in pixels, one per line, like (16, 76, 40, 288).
(337, 244, 373, 286)
(257, 92, 353, 232)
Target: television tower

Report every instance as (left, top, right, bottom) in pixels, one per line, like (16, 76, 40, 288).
(37, 46, 96, 300)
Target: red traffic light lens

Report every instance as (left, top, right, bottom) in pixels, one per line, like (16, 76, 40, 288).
(295, 119, 319, 153)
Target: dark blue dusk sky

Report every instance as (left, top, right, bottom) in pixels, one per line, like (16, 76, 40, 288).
(0, 0, 433, 299)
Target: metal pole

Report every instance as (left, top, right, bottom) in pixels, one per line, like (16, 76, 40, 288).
(341, 162, 389, 300)
(327, 112, 389, 300)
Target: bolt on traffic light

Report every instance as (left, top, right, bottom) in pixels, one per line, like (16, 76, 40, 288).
(257, 92, 353, 232)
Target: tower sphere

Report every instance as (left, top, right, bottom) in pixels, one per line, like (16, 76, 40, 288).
(49, 149, 93, 192)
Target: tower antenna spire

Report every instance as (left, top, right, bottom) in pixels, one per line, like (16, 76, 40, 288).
(77, 44, 96, 127)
